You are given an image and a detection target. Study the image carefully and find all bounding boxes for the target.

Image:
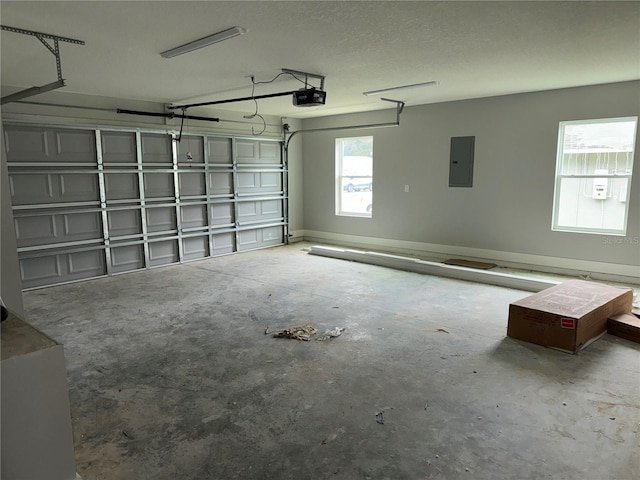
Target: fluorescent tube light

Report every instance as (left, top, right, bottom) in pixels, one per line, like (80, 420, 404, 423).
(161, 26, 247, 58)
(363, 80, 439, 96)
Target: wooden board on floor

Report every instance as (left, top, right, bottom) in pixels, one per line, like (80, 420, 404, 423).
(608, 313, 640, 344)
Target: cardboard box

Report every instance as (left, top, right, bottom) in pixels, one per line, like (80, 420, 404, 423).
(507, 280, 633, 354)
(608, 313, 640, 345)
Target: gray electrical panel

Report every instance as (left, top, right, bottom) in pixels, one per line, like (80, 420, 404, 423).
(449, 136, 475, 187)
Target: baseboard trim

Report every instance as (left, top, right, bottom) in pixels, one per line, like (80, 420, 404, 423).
(300, 230, 640, 285)
(308, 245, 559, 292)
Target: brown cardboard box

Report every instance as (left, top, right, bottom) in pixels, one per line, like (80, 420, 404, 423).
(608, 313, 640, 345)
(507, 280, 633, 354)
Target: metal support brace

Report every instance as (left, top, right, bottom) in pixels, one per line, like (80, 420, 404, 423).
(35, 35, 63, 80)
(0, 25, 84, 104)
(284, 98, 405, 151)
(281, 68, 325, 90)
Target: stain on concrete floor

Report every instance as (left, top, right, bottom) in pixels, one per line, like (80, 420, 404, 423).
(23, 243, 640, 480)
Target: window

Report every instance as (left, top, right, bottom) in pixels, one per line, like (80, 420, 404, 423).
(552, 117, 637, 235)
(336, 136, 373, 217)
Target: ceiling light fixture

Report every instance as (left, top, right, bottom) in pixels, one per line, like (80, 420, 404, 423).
(160, 26, 247, 58)
(363, 80, 439, 96)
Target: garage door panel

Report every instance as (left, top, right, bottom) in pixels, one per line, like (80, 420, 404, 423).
(9, 174, 53, 205)
(58, 174, 100, 202)
(212, 232, 234, 255)
(237, 172, 281, 194)
(236, 140, 281, 165)
(237, 202, 257, 220)
(208, 172, 233, 195)
(210, 203, 234, 226)
(19, 250, 105, 288)
(14, 212, 102, 247)
(141, 134, 172, 164)
(181, 205, 207, 228)
(108, 210, 142, 237)
(54, 130, 96, 162)
(182, 236, 209, 261)
(238, 226, 283, 251)
(101, 131, 137, 164)
(237, 199, 282, 223)
(144, 173, 174, 198)
(148, 240, 178, 267)
(4, 126, 49, 161)
(6, 124, 286, 288)
(237, 172, 257, 189)
(10, 172, 102, 204)
(259, 142, 281, 164)
(10, 173, 99, 205)
(177, 136, 204, 164)
(62, 212, 102, 239)
(5, 126, 96, 163)
(19, 255, 62, 287)
(179, 172, 206, 196)
(67, 250, 105, 276)
(208, 138, 232, 164)
(259, 172, 281, 189)
(146, 207, 176, 233)
(110, 244, 144, 273)
(14, 216, 57, 246)
(236, 140, 257, 163)
(105, 173, 139, 200)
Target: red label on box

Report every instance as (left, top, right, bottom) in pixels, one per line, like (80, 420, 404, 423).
(561, 318, 576, 329)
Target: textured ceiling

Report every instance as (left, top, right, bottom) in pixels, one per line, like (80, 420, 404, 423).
(1, 1, 639, 119)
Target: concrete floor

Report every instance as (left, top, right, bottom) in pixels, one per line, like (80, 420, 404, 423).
(23, 243, 640, 480)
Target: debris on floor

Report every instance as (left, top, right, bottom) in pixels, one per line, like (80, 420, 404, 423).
(266, 324, 318, 341)
(317, 327, 345, 341)
(265, 324, 345, 342)
(436, 328, 449, 334)
(375, 411, 384, 424)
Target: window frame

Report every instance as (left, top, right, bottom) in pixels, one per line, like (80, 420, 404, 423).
(335, 136, 373, 218)
(551, 116, 637, 236)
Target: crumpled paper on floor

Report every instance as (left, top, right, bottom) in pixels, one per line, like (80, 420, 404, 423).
(265, 324, 345, 342)
(266, 324, 318, 341)
(317, 327, 345, 341)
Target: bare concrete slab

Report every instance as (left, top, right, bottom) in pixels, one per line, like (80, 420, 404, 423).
(1, 310, 58, 360)
(23, 243, 640, 480)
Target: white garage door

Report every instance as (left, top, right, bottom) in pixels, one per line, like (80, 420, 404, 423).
(4, 124, 286, 289)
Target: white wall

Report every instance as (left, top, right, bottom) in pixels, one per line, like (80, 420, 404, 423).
(2, 343, 77, 480)
(300, 81, 640, 281)
(1, 122, 24, 315)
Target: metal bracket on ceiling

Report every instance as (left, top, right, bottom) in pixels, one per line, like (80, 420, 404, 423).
(281, 68, 325, 91)
(380, 97, 405, 120)
(284, 98, 406, 151)
(0, 25, 85, 105)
